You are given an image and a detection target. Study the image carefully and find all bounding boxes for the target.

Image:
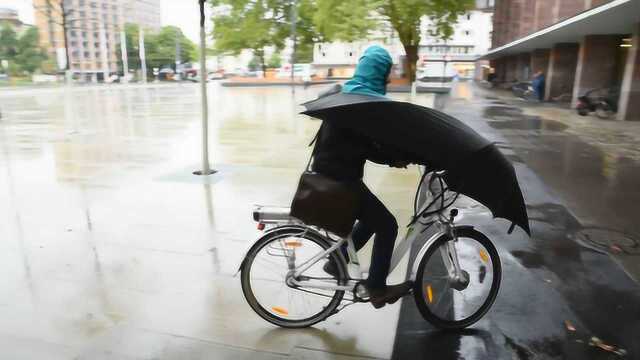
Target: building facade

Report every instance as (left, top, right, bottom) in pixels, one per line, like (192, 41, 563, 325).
(0, 7, 28, 32)
(34, 0, 161, 77)
(418, 1, 494, 80)
(486, 0, 640, 121)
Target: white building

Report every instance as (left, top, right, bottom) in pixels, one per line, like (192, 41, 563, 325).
(418, 2, 494, 80)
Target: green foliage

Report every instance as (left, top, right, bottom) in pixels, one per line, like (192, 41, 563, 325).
(0, 25, 47, 75)
(14, 27, 48, 74)
(118, 24, 197, 78)
(211, 0, 292, 70)
(267, 52, 282, 68)
(309, 0, 473, 80)
(208, 0, 473, 79)
(0, 25, 18, 62)
(146, 26, 197, 67)
(311, 0, 377, 42)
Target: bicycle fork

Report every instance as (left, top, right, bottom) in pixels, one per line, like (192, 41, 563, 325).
(441, 211, 470, 291)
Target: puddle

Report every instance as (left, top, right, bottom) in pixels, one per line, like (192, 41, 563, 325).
(483, 105, 524, 118)
(488, 118, 569, 132)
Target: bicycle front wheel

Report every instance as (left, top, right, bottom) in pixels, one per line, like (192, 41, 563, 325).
(241, 227, 347, 328)
(413, 228, 501, 329)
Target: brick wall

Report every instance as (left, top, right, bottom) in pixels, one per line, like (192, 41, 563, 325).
(492, 0, 615, 48)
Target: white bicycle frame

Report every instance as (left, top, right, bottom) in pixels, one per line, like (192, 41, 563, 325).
(288, 190, 467, 295)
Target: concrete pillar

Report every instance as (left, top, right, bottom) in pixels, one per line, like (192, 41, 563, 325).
(531, 49, 550, 75)
(545, 43, 580, 101)
(572, 35, 620, 106)
(618, 24, 640, 121)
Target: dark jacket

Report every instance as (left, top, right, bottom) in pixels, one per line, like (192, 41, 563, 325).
(311, 121, 407, 182)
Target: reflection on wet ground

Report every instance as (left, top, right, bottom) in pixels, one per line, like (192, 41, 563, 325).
(481, 101, 640, 279)
(394, 83, 640, 360)
(0, 83, 431, 359)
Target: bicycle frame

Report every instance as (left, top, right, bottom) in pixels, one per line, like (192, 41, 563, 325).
(289, 201, 468, 296)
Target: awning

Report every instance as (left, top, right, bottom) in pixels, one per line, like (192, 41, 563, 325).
(482, 0, 640, 60)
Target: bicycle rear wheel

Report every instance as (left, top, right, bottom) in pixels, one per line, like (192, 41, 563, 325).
(241, 227, 347, 328)
(413, 228, 501, 329)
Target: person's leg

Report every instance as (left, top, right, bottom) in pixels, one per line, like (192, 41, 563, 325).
(356, 183, 398, 290)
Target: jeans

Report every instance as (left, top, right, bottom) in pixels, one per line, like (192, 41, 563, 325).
(348, 182, 399, 290)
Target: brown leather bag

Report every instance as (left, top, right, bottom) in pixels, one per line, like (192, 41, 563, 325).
(290, 127, 359, 237)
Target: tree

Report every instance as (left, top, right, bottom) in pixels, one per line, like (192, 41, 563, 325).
(146, 26, 196, 70)
(117, 24, 197, 79)
(211, 0, 291, 73)
(0, 26, 47, 75)
(267, 52, 282, 68)
(0, 25, 18, 67)
(312, 0, 474, 82)
(15, 27, 48, 74)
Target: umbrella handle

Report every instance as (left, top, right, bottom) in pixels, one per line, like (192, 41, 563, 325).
(507, 222, 516, 234)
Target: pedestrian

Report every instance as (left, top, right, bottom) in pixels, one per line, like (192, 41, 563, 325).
(311, 45, 413, 308)
(532, 70, 545, 101)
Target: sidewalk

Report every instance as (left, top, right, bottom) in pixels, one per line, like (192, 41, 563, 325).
(459, 84, 640, 282)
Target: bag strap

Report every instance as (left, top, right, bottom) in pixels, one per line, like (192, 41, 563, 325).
(305, 123, 323, 171)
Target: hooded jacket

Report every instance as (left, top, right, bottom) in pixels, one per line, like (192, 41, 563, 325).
(342, 46, 393, 98)
(311, 46, 403, 181)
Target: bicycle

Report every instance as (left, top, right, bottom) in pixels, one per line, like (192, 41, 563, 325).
(239, 170, 502, 329)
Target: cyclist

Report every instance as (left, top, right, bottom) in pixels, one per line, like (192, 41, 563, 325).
(312, 45, 413, 308)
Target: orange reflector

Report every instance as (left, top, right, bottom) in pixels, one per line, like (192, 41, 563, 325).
(284, 241, 302, 248)
(257, 223, 265, 230)
(426, 285, 433, 304)
(272, 306, 289, 315)
(479, 249, 489, 263)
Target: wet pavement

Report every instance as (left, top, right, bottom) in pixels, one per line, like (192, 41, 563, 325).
(1, 82, 640, 359)
(0, 83, 433, 359)
(393, 83, 640, 359)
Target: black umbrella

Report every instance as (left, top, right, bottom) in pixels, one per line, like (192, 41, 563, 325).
(301, 93, 530, 236)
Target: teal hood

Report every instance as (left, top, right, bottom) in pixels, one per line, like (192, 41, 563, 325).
(342, 46, 392, 98)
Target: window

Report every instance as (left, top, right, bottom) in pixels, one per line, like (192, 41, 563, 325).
(322, 52, 326, 57)
(464, 30, 471, 36)
(84, 51, 90, 58)
(466, 13, 471, 20)
(95, 51, 101, 57)
(349, 51, 353, 57)
(70, 30, 77, 37)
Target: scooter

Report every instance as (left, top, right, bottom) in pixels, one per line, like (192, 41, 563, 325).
(576, 88, 618, 119)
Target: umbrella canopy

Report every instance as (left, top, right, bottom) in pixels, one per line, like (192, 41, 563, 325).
(302, 93, 530, 236)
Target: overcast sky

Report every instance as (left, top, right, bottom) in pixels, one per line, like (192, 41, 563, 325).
(0, 0, 204, 42)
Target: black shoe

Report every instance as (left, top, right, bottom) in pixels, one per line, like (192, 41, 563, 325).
(323, 260, 338, 277)
(368, 281, 413, 309)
